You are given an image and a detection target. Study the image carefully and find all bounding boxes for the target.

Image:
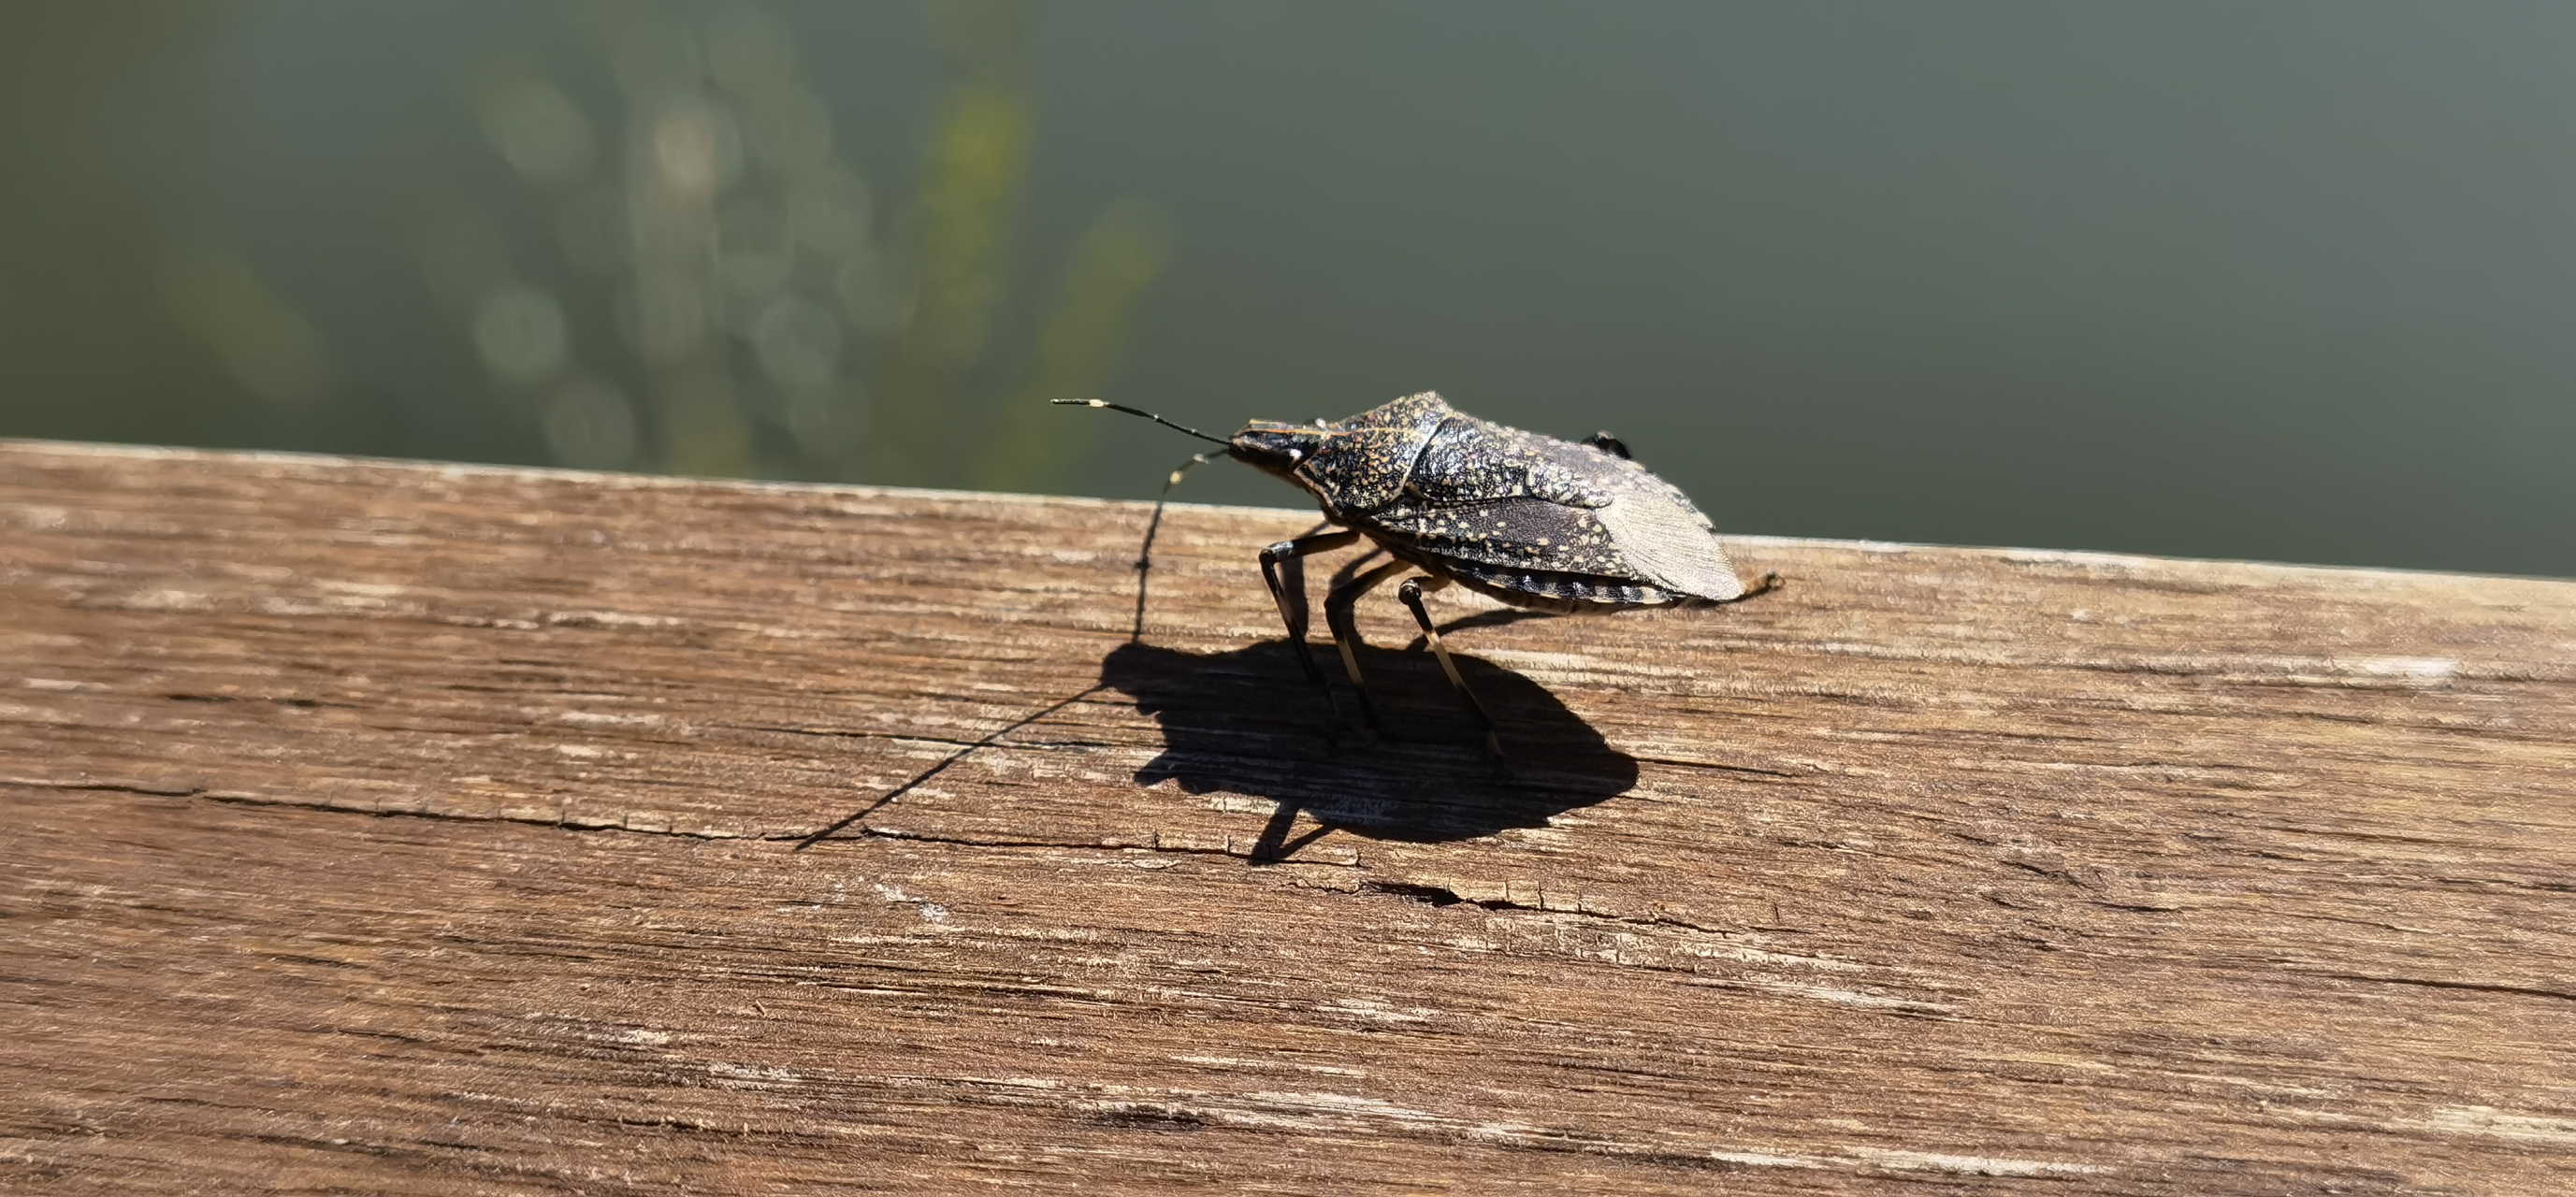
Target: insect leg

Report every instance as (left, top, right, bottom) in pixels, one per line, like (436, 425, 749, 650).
(1323, 556, 1415, 736)
(1258, 529, 1363, 720)
(1397, 575, 1507, 763)
(1129, 452, 1212, 642)
(1581, 431, 1631, 459)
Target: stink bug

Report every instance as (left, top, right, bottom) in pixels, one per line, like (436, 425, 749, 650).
(1058, 392, 1776, 757)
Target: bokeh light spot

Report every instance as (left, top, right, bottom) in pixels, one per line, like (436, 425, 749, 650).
(473, 72, 598, 188)
(753, 296, 841, 389)
(543, 376, 639, 469)
(470, 283, 569, 384)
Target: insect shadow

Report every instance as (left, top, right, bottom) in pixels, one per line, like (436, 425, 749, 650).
(1097, 638, 1637, 858)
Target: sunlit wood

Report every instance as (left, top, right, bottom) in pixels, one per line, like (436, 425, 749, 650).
(5, 440, 2569, 1193)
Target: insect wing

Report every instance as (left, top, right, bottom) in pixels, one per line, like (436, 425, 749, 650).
(1403, 419, 1614, 509)
(1368, 495, 1641, 578)
(1587, 479, 1744, 601)
(1372, 481, 1744, 602)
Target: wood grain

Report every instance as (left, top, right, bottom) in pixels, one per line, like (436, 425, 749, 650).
(3, 439, 2571, 1194)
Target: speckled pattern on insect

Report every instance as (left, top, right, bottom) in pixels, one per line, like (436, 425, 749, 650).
(1229, 391, 1765, 612)
(1064, 391, 1776, 759)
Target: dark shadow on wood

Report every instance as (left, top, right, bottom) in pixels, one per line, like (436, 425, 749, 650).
(1409, 605, 1558, 648)
(795, 685, 1106, 849)
(1098, 640, 1637, 856)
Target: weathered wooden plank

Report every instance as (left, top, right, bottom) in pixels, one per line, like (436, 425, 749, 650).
(2, 439, 2571, 1194)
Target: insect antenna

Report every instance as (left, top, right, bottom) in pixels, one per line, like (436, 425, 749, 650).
(1050, 398, 1234, 641)
(1129, 451, 1214, 642)
(1051, 397, 1231, 446)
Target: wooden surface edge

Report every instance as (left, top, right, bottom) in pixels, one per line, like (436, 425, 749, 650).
(2, 440, 2572, 1195)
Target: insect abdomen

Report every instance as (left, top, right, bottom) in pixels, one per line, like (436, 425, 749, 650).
(1428, 557, 1686, 611)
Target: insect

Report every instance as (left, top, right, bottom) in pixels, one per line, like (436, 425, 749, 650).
(1058, 392, 1776, 758)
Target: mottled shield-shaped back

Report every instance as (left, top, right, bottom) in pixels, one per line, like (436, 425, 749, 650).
(1297, 391, 1452, 513)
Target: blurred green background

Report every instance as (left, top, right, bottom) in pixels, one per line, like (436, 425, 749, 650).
(3, 0, 2571, 576)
